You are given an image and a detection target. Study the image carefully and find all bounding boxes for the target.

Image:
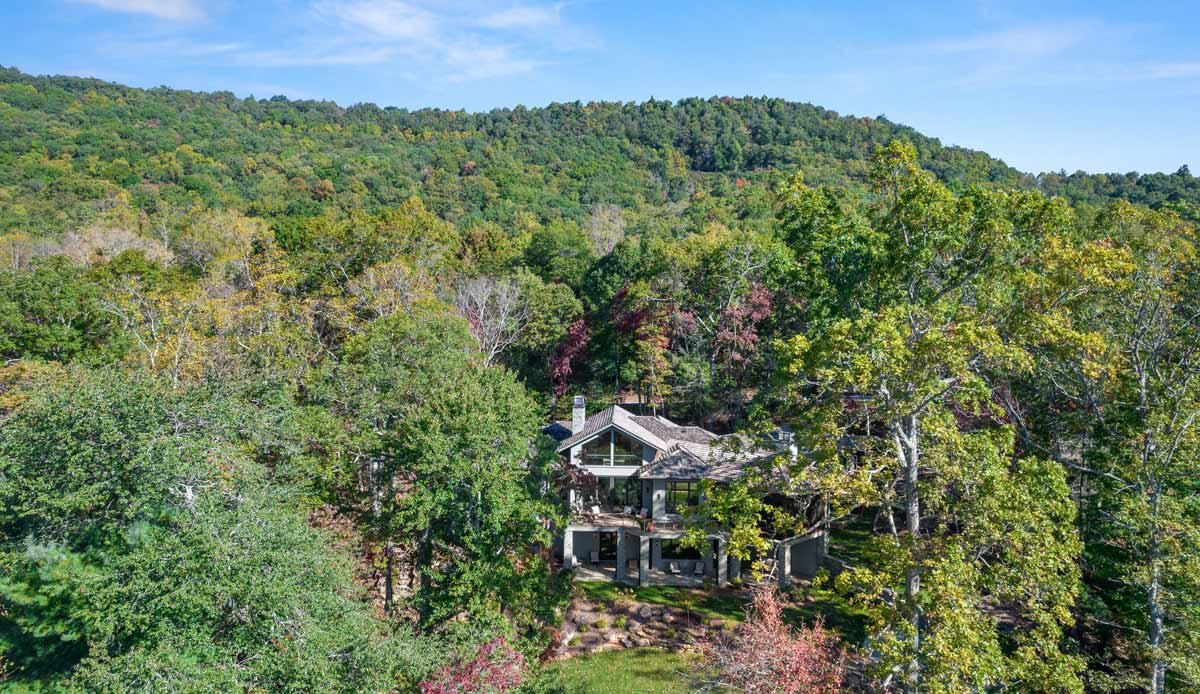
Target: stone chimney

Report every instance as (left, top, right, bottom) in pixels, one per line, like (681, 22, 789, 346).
(572, 396, 586, 434)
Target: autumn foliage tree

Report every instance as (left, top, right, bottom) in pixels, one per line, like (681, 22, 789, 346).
(699, 584, 845, 694)
(418, 637, 525, 694)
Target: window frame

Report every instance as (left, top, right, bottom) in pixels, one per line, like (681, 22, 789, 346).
(659, 538, 701, 560)
(580, 429, 644, 467)
(665, 480, 700, 514)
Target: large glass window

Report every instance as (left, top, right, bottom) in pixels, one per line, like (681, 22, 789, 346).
(601, 475, 641, 508)
(584, 476, 641, 510)
(666, 481, 700, 514)
(582, 435, 611, 465)
(580, 430, 644, 466)
(611, 431, 642, 466)
(659, 539, 701, 560)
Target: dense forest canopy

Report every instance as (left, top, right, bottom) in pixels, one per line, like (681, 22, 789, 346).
(1, 66, 1196, 245)
(0, 66, 1197, 693)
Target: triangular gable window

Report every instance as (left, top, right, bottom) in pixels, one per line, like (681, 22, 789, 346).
(581, 428, 643, 466)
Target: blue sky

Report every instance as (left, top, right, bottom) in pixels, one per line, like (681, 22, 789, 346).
(2, 1, 1197, 174)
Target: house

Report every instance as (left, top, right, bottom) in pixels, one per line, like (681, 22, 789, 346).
(547, 396, 826, 587)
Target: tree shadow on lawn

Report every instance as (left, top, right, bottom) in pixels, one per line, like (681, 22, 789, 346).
(554, 648, 696, 694)
(576, 579, 867, 643)
(576, 581, 747, 622)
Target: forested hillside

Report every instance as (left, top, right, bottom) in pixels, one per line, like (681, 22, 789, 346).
(0, 66, 1197, 693)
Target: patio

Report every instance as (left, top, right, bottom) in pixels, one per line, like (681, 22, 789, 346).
(572, 560, 710, 587)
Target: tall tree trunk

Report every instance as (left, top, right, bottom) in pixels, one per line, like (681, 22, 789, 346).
(384, 541, 395, 614)
(1147, 483, 1166, 694)
(898, 414, 922, 694)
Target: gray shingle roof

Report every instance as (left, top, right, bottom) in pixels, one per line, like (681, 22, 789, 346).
(556, 404, 777, 482)
(640, 436, 777, 482)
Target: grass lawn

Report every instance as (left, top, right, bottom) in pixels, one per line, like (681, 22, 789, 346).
(575, 581, 747, 622)
(548, 648, 698, 694)
(784, 583, 870, 644)
(575, 578, 867, 644)
(828, 512, 877, 567)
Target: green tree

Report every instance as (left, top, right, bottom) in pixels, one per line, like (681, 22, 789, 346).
(524, 221, 595, 289)
(1012, 202, 1200, 692)
(315, 308, 567, 637)
(0, 370, 423, 692)
(777, 143, 1083, 693)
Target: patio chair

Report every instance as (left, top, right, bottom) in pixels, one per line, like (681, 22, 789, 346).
(590, 505, 601, 516)
(622, 505, 633, 515)
(693, 561, 705, 577)
(590, 551, 600, 565)
(668, 561, 681, 576)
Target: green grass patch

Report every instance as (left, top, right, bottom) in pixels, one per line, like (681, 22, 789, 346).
(828, 512, 877, 567)
(548, 648, 698, 694)
(576, 581, 747, 622)
(784, 583, 870, 644)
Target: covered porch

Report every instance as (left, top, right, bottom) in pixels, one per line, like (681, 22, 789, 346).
(563, 524, 738, 587)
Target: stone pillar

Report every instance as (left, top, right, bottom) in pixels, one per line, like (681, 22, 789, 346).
(729, 555, 741, 581)
(563, 529, 574, 570)
(702, 537, 714, 578)
(616, 529, 626, 582)
(638, 535, 650, 585)
(717, 538, 728, 586)
(777, 542, 792, 587)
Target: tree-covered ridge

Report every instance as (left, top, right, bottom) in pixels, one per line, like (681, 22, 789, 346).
(2, 65, 1195, 245)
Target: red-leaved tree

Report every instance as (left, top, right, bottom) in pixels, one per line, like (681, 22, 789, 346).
(700, 584, 845, 694)
(419, 637, 525, 694)
(549, 319, 590, 397)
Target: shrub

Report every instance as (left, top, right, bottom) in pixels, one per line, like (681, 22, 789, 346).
(614, 616, 628, 629)
(419, 637, 525, 694)
(595, 619, 608, 629)
(613, 586, 636, 606)
(699, 584, 845, 694)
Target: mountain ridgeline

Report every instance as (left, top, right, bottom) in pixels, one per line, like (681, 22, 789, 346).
(1, 65, 1196, 244)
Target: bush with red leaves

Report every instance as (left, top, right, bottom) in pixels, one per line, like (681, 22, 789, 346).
(700, 584, 845, 694)
(419, 637, 525, 694)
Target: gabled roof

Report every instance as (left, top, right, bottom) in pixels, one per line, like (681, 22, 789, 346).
(555, 405, 682, 453)
(640, 435, 778, 482)
(556, 404, 778, 482)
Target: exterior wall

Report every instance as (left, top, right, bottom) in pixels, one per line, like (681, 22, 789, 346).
(789, 536, 821, 577)
(787, 535, 825, 571)
(568, 530, 597, 565)
(650, 480, 667, 518)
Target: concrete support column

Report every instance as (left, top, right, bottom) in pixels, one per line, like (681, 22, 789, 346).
(616, 529, 626, 582)
(730, 555, 741, 581)
(717, 538, 728, 586)
(563, 529, 574, 570)
(777, 542, 792, 587)
(638, 535, 650, 585)
(702, 538, 714, 578)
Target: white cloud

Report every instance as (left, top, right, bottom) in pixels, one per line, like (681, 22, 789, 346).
(479, 4, 560, 30)
(443, 42, 541, 81)
(89, 0, 590, 82)
(919, 24, 1095, 60)
(1148, 62, 1200, 79)
(75, 0, 205, 21)
(235, 43, 396, 68)
(319, 0, 438, 41)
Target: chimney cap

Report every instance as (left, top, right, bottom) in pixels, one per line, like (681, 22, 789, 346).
(572, 395, 585, 407)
